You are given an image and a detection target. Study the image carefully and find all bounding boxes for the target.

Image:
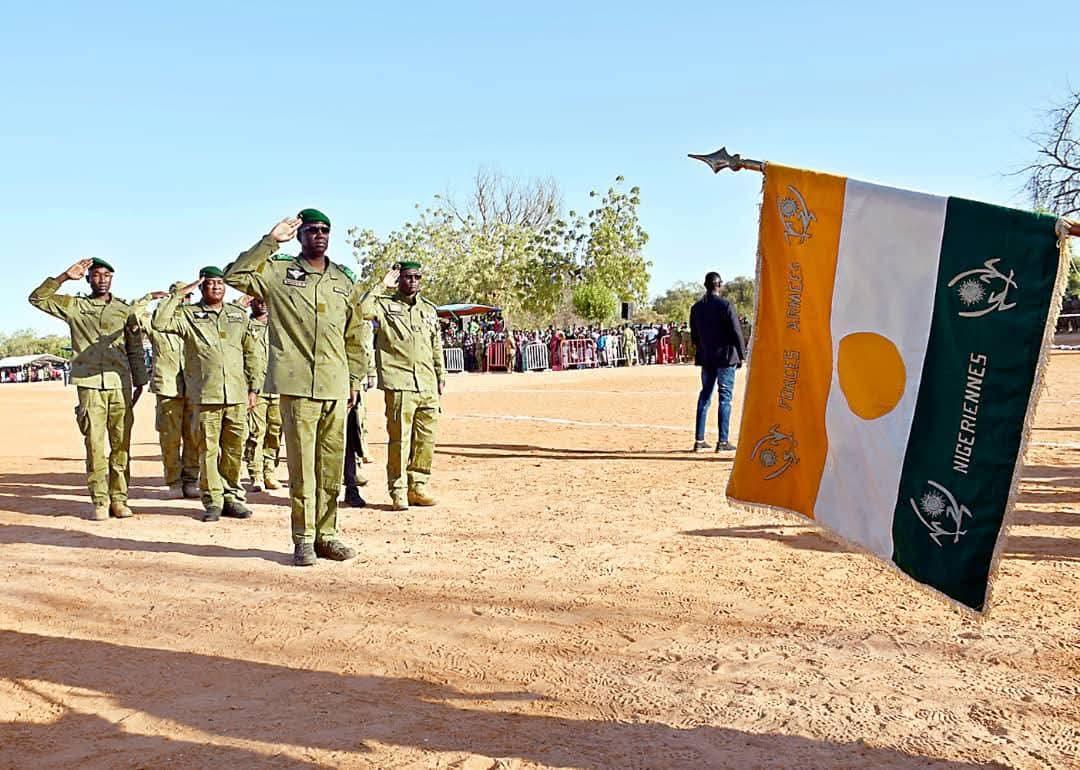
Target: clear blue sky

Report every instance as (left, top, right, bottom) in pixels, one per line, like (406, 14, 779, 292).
(2, 1, 1074, 335)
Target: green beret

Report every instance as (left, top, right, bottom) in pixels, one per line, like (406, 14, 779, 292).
(398, 260, 422, 270)
(199, 266, 224, 279)
(90, 258, 114, 273)
(298, 208, 331, 227)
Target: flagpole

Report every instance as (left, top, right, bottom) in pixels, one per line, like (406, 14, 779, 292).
(688, 147, 765, 174)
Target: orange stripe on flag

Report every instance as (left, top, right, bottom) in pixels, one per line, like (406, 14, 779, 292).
(726, 165, 845, 519)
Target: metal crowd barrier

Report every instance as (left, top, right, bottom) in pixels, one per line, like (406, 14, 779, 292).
(657, 334, 674, 364)
(522, 343, 549, 371)
(443, 347, 465, 373)
(486, 341, 508, 371)
(560, 339, 598, 368)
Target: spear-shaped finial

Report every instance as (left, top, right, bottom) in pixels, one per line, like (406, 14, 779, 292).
(688, 147, 765, 174)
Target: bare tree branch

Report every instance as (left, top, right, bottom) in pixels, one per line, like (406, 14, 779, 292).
(1024, 89, 1080, 216)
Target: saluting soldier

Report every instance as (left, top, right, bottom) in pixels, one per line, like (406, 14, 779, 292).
(153, 267, 257, 522)
(243, 296, 283, 492)
(357, 261, 445, 511)
(225, 210, 364, 566)
(133, 283, 201, 499)
(29, 258, 148, 520)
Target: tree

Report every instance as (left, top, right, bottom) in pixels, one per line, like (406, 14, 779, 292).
(1023, 89, 1080, 217)
(547, 177, 651, 305)
(571, 281, 618, 325)
(723, 275, 756, 319)
(652, 282, 701, 323)
(0, 329, 70, 358)
(347, 172, 651, 325)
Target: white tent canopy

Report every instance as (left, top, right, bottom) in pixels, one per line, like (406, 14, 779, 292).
(0, 354, 67, 369)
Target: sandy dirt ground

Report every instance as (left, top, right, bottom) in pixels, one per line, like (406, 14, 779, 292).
(0, 355, 1077, 770)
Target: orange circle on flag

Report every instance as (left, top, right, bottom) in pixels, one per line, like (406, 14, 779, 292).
(837, 332, 906, 420)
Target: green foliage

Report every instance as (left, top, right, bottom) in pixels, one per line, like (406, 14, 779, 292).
(1068, 258, 1080, 297)
(0, 329, 70, 358)
(572, 281, 618, 324)
(652, 281, 701, 323)
(723, 275, 756, 318)
(347, 173, 650, 324)
(651, 276, 756, 323)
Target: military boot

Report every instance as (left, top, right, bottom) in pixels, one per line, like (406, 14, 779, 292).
(222, 499, 253, 519)
(90, 503, 109, 521)
(407, 488, 437, 507)
(315, 539, 356, 561)
(263, 472, 282, 491)
(293, 542, 316, 567)
(203, 505, 222, 523)
(109, 501, 133, 519)
(249, 474, 264, 493)
(167, 482, 184, 499)
(182, 480, 201, 499)
(390, 493, 409, 512)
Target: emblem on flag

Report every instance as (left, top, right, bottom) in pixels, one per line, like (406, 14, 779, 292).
(908, 480, 973, 546)
(777, 185, 816, 244)
(749, 425, 799, 480)
(947, 259, 1017, 318)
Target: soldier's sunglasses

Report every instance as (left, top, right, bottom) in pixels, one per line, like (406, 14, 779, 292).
(301, 225, 331, 235)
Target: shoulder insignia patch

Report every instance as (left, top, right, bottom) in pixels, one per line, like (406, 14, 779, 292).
(272, 253, 296, 262)
(338, 264, 357, 283)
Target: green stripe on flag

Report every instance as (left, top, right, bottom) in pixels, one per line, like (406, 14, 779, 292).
(890, 198, 1059, 611)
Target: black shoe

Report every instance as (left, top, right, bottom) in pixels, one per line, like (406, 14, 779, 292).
(716, 441, 737, 452)
(202, 506, 222, 522)
(182, 481, 201, 499)
(293, 542, 316, 567)
(343, 487, 366, 507)
(314, 539, 356, 561)
(222, 499, 253, 519)
(692, 440, 709, 452)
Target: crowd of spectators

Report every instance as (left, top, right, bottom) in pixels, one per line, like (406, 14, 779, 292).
(439, 311, 752, 372)
(1059, 295, 1080, 333)
(0, 365, 65, 383)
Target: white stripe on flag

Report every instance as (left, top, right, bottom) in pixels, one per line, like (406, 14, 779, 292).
(813, 180, 947, 557)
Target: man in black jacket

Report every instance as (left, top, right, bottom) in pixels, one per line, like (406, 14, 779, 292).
(689, 272, 746, 452)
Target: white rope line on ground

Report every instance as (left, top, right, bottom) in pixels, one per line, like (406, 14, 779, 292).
(1028, 440, 1080, 449)
(451, 413, 687, 431)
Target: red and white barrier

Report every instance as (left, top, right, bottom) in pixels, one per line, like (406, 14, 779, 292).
(560, 339, 598, 368)
(486, 341, 508, 371)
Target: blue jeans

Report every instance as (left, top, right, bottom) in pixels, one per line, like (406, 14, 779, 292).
(695, 365, 736, 443)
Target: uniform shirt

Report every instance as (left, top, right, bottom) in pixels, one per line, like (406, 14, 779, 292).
(245, 315, 271, 394)
(28, 277, 148, 391)
(224, 235, 364, 401)
(357, 289, 445, 394)
(152, 293, 256, 405)
(132, 295, 186, 398)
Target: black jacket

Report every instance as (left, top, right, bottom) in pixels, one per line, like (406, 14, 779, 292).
(689, 293, 746, 368)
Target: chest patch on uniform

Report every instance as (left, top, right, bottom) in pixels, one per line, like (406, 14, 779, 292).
(226, 314, 245, 323)
(193, 311, 210, 321)
(284, 267, 307, 287)
(332, 286, 350, 296)
(388, 302, 404, 314)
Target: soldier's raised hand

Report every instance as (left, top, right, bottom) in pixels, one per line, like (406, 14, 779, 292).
(61, 259, 94, 282)
(270, 217, 302, 243)
(148, 291, 169, 300)
(382, 265, 400, 289)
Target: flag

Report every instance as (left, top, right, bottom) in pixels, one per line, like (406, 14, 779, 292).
(727, 164, 1068, 612)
